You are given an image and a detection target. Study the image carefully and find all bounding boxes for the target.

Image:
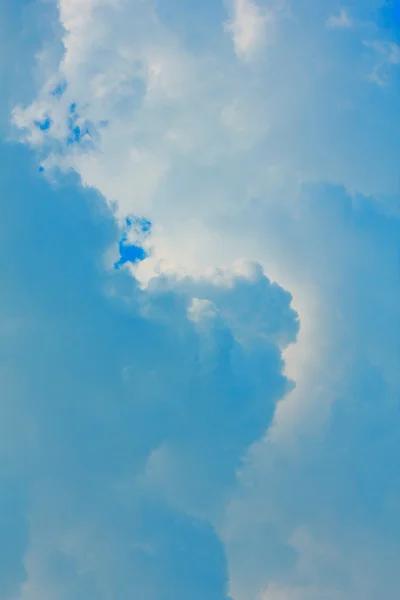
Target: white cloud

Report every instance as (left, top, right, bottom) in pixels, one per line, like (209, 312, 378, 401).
(222, 183, 400, 600)
(0, 140, 298, 599)
(326, 8, 352, 30)
(10, 0, 400, 466)
(224, 0, 272, 60)
(187, 297, 218, 323)
(6, 0, 400, 599)
(365, 40, 400, 85)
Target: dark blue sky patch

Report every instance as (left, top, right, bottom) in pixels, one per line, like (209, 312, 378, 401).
(35, 117, 51, 131)
(114, 241, 147, 269)
(66, 103, 91, 145)
(137, 217, 152, 234)
(126, 216, 152, 235)
(51, 82, 67, 98)
(67, 124, 89, 145)
(379, 1, 400, 37)
(114, 216, 151, 269)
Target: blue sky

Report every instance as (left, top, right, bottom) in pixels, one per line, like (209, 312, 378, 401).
(1, 1, 400, 599)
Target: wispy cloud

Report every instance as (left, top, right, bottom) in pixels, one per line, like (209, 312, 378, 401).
(365, 39, 400, 85)
(224, 0, 273, 60)
(326, 7, 353, 30)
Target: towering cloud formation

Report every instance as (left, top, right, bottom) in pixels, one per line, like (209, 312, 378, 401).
(2, 0, 400, 598)
(0, 141, 297, 600)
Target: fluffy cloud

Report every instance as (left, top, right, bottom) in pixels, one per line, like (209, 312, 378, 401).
(224, 184, 400, 600)
(12, 0, 400, 212)
(10, 0, 400, 323)
(0, 141, 297, 599)
(3, 0, 400, 599)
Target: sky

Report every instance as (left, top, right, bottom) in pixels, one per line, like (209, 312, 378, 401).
(1, 0, 400, 599)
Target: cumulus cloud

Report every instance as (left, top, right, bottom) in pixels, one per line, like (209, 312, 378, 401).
(223, 184, 400, 600)
(3, 0, 400, 599)
(11, 0, 400, 241)
(0, 141, 297, 599)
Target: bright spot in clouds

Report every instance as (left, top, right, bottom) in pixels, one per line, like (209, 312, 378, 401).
(1, 0, 400, 599)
